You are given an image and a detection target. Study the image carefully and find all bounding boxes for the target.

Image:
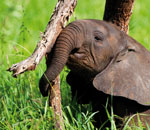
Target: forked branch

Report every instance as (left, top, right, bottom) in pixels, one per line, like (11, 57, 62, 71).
(8, 0, 77, 130)
(8, 0, 77, 77)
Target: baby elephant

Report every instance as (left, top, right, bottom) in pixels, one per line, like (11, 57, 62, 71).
(39, 19, 150, 128)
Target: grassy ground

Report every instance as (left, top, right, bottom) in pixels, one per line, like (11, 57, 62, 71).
(0, 0, 150, 129)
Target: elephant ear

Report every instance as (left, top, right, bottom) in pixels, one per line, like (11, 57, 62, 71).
(93, 42, 150, 106)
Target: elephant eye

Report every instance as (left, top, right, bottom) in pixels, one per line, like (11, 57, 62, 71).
(94, 31, 104, 42)
(95, 36, 101, 41)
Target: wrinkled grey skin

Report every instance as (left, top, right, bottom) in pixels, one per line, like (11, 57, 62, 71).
(39, 19, 115, 96)
(39, 19, 150, 127)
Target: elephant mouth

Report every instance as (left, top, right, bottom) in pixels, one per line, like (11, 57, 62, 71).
(67, 54, 114, 79)
(67, 55, 87, 69)
(67, 54, 98, 76)
(73, 52, 85, 59)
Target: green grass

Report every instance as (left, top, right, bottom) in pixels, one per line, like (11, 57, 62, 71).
(0, 0, 150, 129)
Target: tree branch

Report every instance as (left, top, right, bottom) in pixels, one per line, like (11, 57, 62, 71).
(8, 0, 77, 77)
(8, 0, 77, 130)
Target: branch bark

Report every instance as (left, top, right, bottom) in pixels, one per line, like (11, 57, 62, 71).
(103, 0, 135, 33)
(8, 0, 77, 77)
(50, 76, 64, 130)
(8, 0, 77, 130)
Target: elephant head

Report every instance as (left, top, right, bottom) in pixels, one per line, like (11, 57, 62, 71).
(39, 19, 150, 106)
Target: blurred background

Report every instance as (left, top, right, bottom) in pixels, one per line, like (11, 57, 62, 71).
(0, 0, 150, 129)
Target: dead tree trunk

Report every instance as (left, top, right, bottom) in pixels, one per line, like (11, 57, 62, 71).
(103, 0, 135, 33)
(8, 0, 77, 130)
(103, 0, 143, 127)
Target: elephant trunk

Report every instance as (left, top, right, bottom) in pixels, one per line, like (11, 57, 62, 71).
(39, 22, 83, 96)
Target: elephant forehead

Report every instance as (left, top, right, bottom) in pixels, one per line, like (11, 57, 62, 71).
(87, 21, 108, 34)
(89, 20, 118, 33)
(73, 20, 110, 35)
